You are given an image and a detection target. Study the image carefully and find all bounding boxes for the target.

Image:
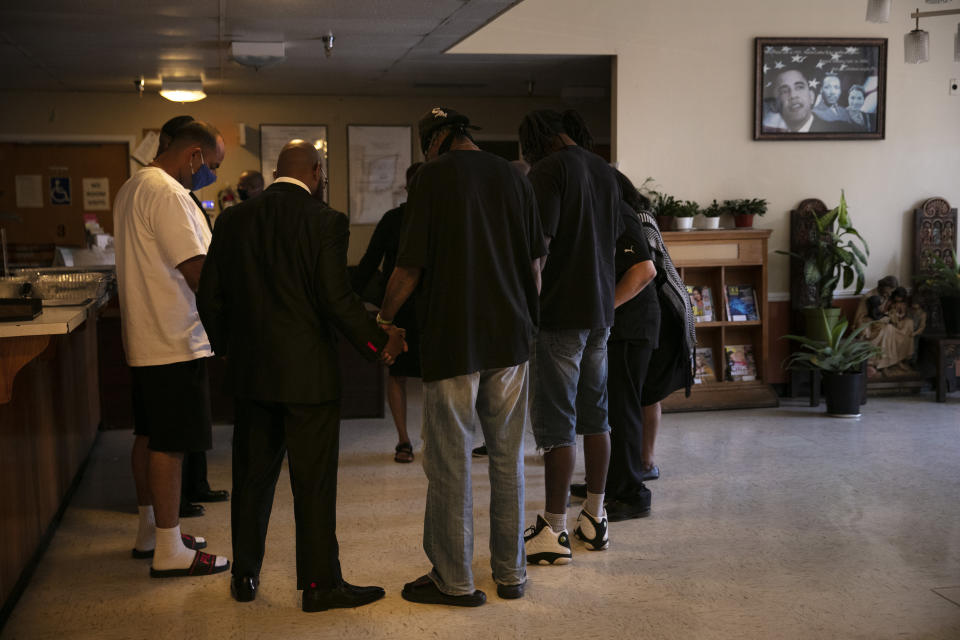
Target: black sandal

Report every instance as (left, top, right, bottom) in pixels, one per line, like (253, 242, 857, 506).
(394, 442, 414, 463)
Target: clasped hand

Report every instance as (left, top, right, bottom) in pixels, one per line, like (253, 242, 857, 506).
(379, 324, 408, 365)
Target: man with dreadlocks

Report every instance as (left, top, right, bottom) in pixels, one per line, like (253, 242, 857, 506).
(519, 109, 623, 564)
(380, 107, 545, 606)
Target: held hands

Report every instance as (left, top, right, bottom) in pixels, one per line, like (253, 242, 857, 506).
(379, 324, 408, 365)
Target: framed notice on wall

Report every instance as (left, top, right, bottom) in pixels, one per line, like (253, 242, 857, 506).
(259, 124, 328, 200)
(347, 125, 412, 224)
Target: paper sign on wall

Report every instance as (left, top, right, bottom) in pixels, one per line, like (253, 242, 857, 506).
(132, 131, 160, 166)
(83, 178, 110, 211)
(14, 175, 43, 208)
(50, 177, 71, 205)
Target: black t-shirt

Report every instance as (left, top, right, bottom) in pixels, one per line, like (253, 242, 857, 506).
(527, 145, 622, 330)
(610, 205, 661, 345)
(353, 203, 404, 290)
(396, 149, 546, 382)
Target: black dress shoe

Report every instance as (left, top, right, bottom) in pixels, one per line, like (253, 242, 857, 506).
(302, 581, 385, 612)
(496, 581, 525, 599)
(187, 489, 230, 503)
(231, 575, 259, 602)
(179, 501, 205, 518)
(401, 574, 485, 607)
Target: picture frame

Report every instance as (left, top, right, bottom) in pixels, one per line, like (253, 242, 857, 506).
(347, 125, 412, 224)
(259, 124, 328, 200)
(754, 37, 887, 141)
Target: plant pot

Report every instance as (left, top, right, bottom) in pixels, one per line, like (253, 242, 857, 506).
(674, 216, 694, 231)
(822, 371, 864, 417)
(656, 215, 673, 230)
(701, 216, 720, 229)
(941, 295, 960, 336)
(802, 307, 842, 342)
(733, 213, 755, 228)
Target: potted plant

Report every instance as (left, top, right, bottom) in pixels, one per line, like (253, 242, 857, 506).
(724, 198, 768, 228)
(700, 199, 722, 229)
(674, 200, 698, 231)
(918, 249, 960, 335)
(649, 191, 680, 230)
(776, 191, 869, 341)
(783, 316, 881, 417)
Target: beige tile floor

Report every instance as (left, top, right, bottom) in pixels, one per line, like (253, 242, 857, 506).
(3, 388, 960, 640)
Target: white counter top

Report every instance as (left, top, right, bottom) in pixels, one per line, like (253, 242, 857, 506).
(0, 298, 104, 338)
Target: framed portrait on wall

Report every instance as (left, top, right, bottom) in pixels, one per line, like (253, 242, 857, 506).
(259, 124, 328, 200)
(347, 125, 412, 224)
(754, 38, 887, 141)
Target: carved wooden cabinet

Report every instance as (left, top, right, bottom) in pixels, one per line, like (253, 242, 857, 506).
(660, 228, 779, 412)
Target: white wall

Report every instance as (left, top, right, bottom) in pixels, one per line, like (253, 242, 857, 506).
(451, 0, 960, 295)
(0, 91, 609, 263)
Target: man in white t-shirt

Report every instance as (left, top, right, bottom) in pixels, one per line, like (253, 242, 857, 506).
(114, 120, 229, 577)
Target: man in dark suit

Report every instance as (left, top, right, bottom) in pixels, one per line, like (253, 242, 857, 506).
(197, 140, 406, 612)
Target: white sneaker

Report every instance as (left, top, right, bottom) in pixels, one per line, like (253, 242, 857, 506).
(574, 508, 609, 550)
(524, 514, 572, 565)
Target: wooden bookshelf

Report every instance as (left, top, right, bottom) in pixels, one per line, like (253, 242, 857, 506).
(661, 228, 779, 412)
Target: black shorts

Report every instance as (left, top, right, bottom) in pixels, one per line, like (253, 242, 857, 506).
(132, 357, 213, 453)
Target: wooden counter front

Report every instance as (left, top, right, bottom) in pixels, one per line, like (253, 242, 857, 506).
(0, 304, 102, 620)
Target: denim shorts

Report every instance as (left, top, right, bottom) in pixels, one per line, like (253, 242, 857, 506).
(530, 327, 611, 450)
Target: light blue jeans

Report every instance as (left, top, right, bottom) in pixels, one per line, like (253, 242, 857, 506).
(422, 363, 528, 595)
(531, 327, 611, 451)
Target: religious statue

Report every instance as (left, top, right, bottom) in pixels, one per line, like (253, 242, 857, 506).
(854, 276, 927, 378)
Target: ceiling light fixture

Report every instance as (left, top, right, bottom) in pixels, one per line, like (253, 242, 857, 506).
(322, 32, 334, 58)
(159, 77, 206, 102)
(955, 22, 960, 61)
(904, 5, 960, 63)
(231, 42, 286, 69)
(866, 0, 891, 23)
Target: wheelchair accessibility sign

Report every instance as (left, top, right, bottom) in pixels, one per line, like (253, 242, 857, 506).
(50, 177, 71, 205)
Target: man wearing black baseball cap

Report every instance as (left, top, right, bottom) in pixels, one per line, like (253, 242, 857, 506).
(380, 107, 545, 606)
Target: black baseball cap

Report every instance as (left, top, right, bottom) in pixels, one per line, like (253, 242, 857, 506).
(418, 106, 479, 154)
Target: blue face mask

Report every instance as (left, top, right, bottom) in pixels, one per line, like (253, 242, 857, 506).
(190, 150, 217, 190)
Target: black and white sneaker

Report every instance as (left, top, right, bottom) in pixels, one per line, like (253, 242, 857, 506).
(523, 515, 572, 565)
(574, 508, 609, 550)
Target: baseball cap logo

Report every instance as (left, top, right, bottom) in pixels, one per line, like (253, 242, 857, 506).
(432, 107, 448, 119)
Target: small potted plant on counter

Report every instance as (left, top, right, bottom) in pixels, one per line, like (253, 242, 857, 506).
(674, 200, 698, 231)
(783, 316, 880, 418)
(649, 191, 680, 230)
(725, 198, 768, 228)
(700, 199, 722, 229)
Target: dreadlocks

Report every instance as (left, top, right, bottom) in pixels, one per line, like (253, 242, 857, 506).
(518, 109, 566, 165)
(561, 110, 594, 152)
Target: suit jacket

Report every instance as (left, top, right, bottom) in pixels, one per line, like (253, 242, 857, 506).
(197, 182, 387, 404)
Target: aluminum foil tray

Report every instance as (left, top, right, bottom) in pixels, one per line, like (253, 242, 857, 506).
(32, 272, 107, 305)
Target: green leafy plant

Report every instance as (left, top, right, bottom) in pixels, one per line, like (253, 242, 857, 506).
(675, 200, 699, 218)
(741, 198, 768, 217)
(722, 198, 768, 217)
(917, 250, 960, 297)
(782, 314, 880, 374)
(776, 190, 869, 308)
(721, 198, 768, 217)
(702, 199, 722, 218)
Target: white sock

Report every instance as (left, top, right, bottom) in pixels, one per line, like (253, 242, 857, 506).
(544, 510, 567, 533)
(585, 492, 606, 519)
(153, 525, 226, 570)
(134, 505, 155, 551)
